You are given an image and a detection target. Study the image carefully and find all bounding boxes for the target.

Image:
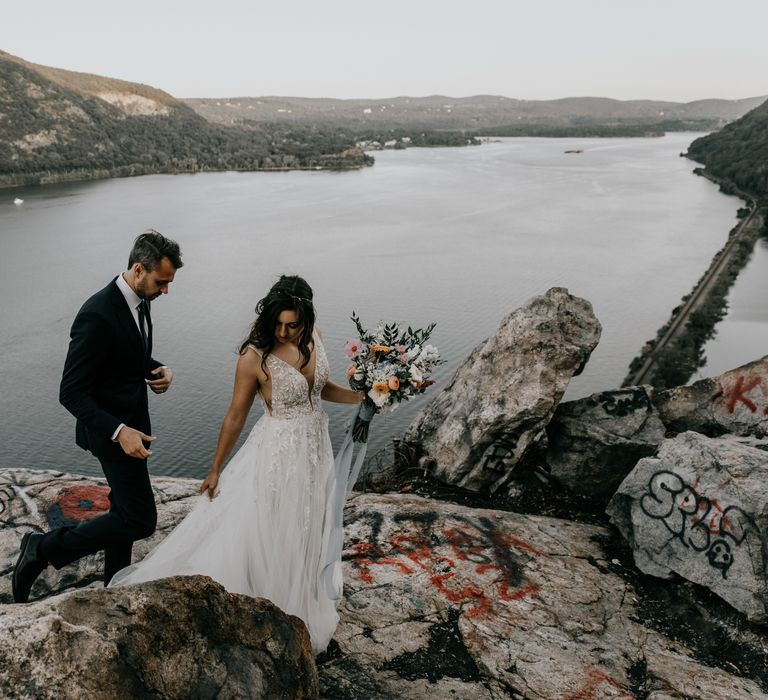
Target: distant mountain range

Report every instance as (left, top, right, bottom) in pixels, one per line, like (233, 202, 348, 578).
(1, 48, 766, 188)
(185, 94, 768, 134)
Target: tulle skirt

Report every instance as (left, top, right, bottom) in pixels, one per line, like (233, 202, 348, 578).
(110, 410, 341, 654)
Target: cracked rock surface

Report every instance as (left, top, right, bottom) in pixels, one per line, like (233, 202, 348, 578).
(404, 287, 601, 493)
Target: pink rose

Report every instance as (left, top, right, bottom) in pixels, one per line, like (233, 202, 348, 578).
(344, 339, 365, 358)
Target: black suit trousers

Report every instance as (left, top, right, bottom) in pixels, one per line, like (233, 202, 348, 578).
(40, 453, 157, 585)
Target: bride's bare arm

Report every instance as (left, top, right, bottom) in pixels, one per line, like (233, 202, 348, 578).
(314, 325, 364, 404)
(321, 380, 364, 404)
(199, 350, 262, 499)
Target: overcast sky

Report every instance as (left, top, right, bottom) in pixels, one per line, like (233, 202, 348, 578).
(2, 0, 766, 102)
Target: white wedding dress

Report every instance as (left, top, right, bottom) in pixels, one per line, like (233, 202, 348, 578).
(110, 333, 342, 654)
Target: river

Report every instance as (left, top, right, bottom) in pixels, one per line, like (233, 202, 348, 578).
(0, 134, 748, 478)
(697, 229, 768, 378)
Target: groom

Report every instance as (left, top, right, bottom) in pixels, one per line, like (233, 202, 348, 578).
(12, 230, 183, 602)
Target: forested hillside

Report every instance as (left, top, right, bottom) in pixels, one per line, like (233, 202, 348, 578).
(687, 99, 768, 201)
(0, 51, 371, 186)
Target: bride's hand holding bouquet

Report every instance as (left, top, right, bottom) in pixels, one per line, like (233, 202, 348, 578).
(343, 313, 442, 442)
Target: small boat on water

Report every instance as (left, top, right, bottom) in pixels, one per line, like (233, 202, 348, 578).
(13, 198, 23, 205)
(564, 149, 584, 154)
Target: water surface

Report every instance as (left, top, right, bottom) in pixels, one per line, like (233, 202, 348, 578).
(0, 134, 744, 478)
(697, 232, 768, 378)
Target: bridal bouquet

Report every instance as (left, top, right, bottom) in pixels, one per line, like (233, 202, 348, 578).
(344, 313, 442, 442)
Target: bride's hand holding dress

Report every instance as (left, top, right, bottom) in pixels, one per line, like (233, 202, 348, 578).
(197, 346, 265, 501)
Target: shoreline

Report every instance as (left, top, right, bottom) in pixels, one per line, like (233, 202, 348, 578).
(623, 167, 765, 388)
(0, 131, 697, 193)
(0, 159, 375, 192)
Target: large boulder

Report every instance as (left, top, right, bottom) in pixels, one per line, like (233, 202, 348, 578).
(546, 386, 666, 498)
(405, 287, 601, 492)
(321, 493, 768, 699)
(607, 431, 768, 622)
(654, 355, 768, 438)
(0, 576, 318, 699)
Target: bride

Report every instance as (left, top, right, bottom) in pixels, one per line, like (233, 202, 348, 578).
(110, 275, 363, 654)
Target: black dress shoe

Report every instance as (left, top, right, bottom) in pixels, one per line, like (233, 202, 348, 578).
(12, 532, 47, 603)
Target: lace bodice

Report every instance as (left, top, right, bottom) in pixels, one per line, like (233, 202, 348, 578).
(250, 332, 329, 419)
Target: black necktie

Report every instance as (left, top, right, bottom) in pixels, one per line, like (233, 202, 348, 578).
(137, 301, 148, 351)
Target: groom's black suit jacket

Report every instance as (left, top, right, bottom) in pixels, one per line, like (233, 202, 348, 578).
(60, 277, 163, 461)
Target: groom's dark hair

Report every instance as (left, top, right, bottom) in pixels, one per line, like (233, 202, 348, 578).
(128, 229, 183, 271)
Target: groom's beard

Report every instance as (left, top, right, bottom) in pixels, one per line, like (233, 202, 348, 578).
(136, 280, 161, 302)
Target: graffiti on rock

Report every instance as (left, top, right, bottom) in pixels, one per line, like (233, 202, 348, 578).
(47, 485, 111, 528)
(344, 509, 540, 617)
(640, 470, 759, 578)
(593, 389, 651, 418)
(0, 474, 42, 526)
(719, 373, 767, 416)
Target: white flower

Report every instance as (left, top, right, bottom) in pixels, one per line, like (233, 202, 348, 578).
(409, 365, 423, 384)
(418, 344, 439, 364)
(406, 344, 421, 360)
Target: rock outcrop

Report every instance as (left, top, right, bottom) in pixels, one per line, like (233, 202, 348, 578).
(3, 469, 768, 699)
(405, 287, 601, 492)
(546, 386, 666, 498)
(0, 469, 198, 603)
(655, 355, 768, 438)
(607, 431, 768, 622)
(321, 493, 768, 699)
(0, 576, 318, 699)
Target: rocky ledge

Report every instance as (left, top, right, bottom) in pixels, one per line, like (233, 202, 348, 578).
(3, 468, 768, 699)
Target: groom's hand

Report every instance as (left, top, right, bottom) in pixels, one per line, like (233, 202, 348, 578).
(147, 366, 173, 394)
(117, 426, 156, 458)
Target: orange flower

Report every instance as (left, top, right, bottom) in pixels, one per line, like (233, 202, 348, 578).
(368, 345, 392, 354)
(346, 365, 357, 378)
(388, 376, 400, 391)
(369, 380, 391, 407)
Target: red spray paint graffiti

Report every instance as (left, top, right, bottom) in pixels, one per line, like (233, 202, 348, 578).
(345, 510, 540, 618)
(47, 485, 110, 528)
(724, 375, 763, 414)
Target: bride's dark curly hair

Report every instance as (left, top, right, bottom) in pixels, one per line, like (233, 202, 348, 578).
(240, 275, 316, 370)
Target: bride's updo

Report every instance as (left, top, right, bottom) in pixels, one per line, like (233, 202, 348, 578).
(240, 275, 316, 369)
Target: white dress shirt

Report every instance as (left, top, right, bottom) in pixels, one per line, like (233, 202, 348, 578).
(111, 273, 148, 442)
(115, 272, 147, 337)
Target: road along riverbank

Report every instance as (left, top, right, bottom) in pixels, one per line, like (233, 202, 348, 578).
(624, 206, 766, 388)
